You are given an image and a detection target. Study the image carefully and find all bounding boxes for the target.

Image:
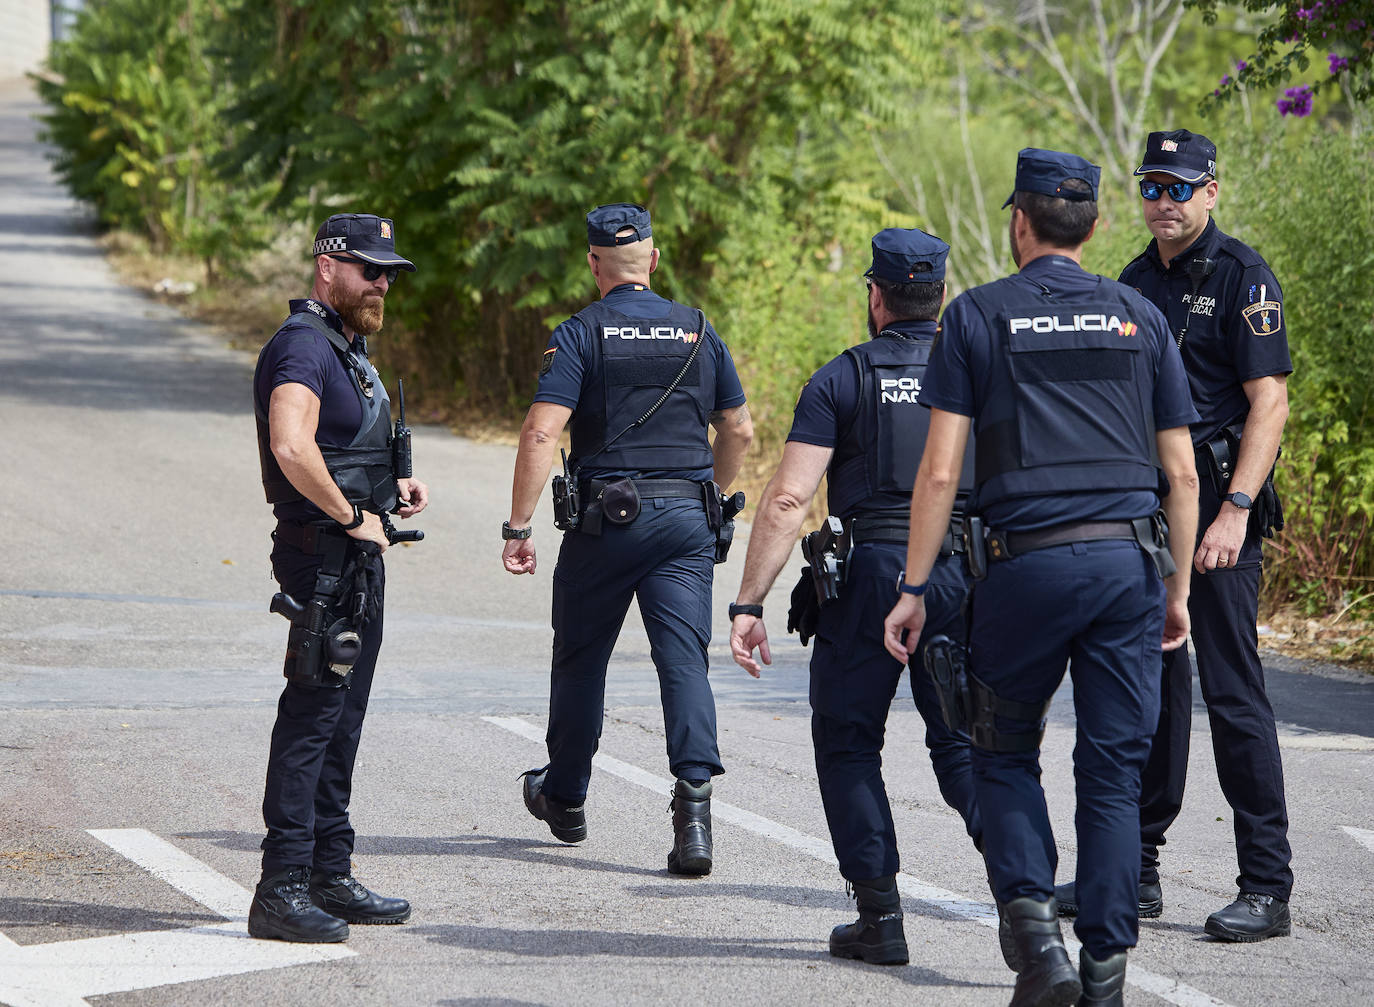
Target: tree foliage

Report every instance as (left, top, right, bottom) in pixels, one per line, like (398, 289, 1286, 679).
(1191, 0, 1374, 113)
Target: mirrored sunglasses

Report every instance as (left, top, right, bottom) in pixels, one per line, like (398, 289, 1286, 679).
(1139, 180, 1196, 203)
(329, 255, 400, 283)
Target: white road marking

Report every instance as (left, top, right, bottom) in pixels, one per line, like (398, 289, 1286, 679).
(0, 830, 353, 1007)
(485, 714, 1235, 1007)
(1342, 825, 1374, 854)
(1277, 732, 1374, 752)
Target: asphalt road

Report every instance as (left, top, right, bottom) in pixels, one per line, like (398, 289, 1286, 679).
(2, 77, 1373, 1007)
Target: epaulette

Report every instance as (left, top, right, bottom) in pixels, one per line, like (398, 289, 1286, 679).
(1216, 233, 1266, 269)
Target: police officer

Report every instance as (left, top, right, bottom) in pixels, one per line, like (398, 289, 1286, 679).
(502, 203, 753, 874)
(883, 150, 1200, 1005)
(249, 213, 426, 942)
(1054, 130, 1294, 943)
(728, 228, 984, 966)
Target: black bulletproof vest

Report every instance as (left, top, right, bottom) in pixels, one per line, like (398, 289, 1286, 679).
(568, 298, 715, 474)
(827, 334, 975, 520)
(963, 277, 1159, 511)
(253, 309, 398, 513)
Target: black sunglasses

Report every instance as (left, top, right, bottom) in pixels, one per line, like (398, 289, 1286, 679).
(1139, 180, 1197, 203)
(329, 255, 400, 283)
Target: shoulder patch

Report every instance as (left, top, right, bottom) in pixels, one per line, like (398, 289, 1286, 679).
(539, 347, 557, 377)
(1241, 300, 1281, 336)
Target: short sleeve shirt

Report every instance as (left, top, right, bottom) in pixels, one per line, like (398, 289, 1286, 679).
(922, 255, 1198, 530)
(1119, 219, 1291, 446)
(534, 284, 745, 413)
(253, 299, 366, 521)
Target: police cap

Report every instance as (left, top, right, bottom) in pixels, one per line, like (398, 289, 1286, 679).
(864, 227, 949, 283)
(1001, 148, 1101, 208)
(1135, 129, 1217, 183)
(586, 203, 652, 247)
(312, 213, 416, 271)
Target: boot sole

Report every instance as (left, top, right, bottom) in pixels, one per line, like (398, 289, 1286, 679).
(331, 909, 412, 924)
(667, 855, 712, 876)
(828, 940, 909, 966)
(1057, 900, 1162, 919)
(248, 921, 349, 943)
(1203, 917, 1290, 942)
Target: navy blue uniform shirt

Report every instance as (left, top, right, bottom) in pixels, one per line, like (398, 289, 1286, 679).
(923, 255, 1198, 530)
(1119, 218, 1292, 446)
(535, 283, 746, 481)
(255, 299, 367, 522)
(787, 319, 935, 447)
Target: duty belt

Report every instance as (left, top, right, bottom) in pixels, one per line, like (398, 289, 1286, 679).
(584, 477, 704, 500)
(848, 515, 965, 556)
(986, 520, 1136, 562)
(273, 519, 350, 555)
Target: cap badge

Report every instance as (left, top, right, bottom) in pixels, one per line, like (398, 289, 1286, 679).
(380, 221, 392, 239)
(1161, 139, 1179, 152)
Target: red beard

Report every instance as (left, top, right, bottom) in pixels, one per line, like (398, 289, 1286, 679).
(329, 280, 385, 336)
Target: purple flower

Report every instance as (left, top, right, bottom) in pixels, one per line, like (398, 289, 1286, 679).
(1349, 19, 1366, 30)
(1296, 7, 1315, 19)
(1329, 53, 1349, 73)
(1221, 74, 1232, 86)
(1214, 88, 1222, 97)
(1277, 85, 1314, 117)
(1237, 60, 1248, 71)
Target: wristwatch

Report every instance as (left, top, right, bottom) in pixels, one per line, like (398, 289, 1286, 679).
(728, 602, 763, 619)
(896, 572, 927, 597)
(1224, 491, 1253, 511)
(502, 521, 533, 540)
(339, 503, 365, 530)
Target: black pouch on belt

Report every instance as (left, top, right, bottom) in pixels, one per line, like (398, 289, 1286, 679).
(600, 477, 641, 526)
(1131, 509, 1177, 579)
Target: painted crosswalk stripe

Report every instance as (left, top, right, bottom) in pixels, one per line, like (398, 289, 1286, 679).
(1342, 825, 1374, 854)
(484, 714, 1234, 1007)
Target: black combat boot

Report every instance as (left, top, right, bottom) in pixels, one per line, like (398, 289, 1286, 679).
(667, 779, 713, 876)
(1078, 949, 1127, 1006)
(520, 767, 587, 843)
(1054, 879, 1163, 918)
(828, 875, 909, 966)
(309, 872, 411, 924)
(1005, 897, 1081, 1007)
(248, 866, 349, 943)
(1203, 892, 1291, 942)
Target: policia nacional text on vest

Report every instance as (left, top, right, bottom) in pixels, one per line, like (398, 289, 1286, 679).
(551, 299, 744, 553)
(788, 332, 975, 641)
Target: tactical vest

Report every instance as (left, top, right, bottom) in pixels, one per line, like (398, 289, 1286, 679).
(962, 277, 1159, 512)
(253, 306, 399, 514)
(568, 298, 716, 474)
(827, 333, 975, 520)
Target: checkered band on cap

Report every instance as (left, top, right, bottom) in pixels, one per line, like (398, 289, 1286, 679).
(313, 236, 349, 256)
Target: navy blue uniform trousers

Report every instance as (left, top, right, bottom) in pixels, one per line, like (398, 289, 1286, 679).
(1139, 478, 1292, 898)
(261, 537, 384, 875)
(543, 497, 723, 805)
(972, 540, 1163, 958)
(810, 542, 982, 882)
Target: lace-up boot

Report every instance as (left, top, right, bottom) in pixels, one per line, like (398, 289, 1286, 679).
(309, 871, 411, 924)
(828, 875, 908, 965)
(248, 866, 349, 943)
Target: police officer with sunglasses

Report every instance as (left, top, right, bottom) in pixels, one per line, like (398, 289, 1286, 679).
(249, 213, 427, 942)
(1052, 130, 1295, 944)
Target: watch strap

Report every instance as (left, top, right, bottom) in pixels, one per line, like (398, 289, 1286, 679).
(896, 573, 927, 597)
(502, 521, 533, 540)
(728, 602, 763, 619)
(339, 503, 365, 530)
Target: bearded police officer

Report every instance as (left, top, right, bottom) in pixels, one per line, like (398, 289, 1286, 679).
(729, 228, 984, 966)
(883, 150, 1199, 1005)
(502, 203, 753, 874)
(249, 213, 426, 942)
(1054, 130, 1294, 943)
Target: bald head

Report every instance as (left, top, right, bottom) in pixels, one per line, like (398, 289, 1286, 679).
(588, 227, 658, 294)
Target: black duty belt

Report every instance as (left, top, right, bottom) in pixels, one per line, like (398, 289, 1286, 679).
(273, 519, 349, 555)
(987, 520, 1136, 562)
(848, 515, 965, 556)
(584, 477, 704, 500)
